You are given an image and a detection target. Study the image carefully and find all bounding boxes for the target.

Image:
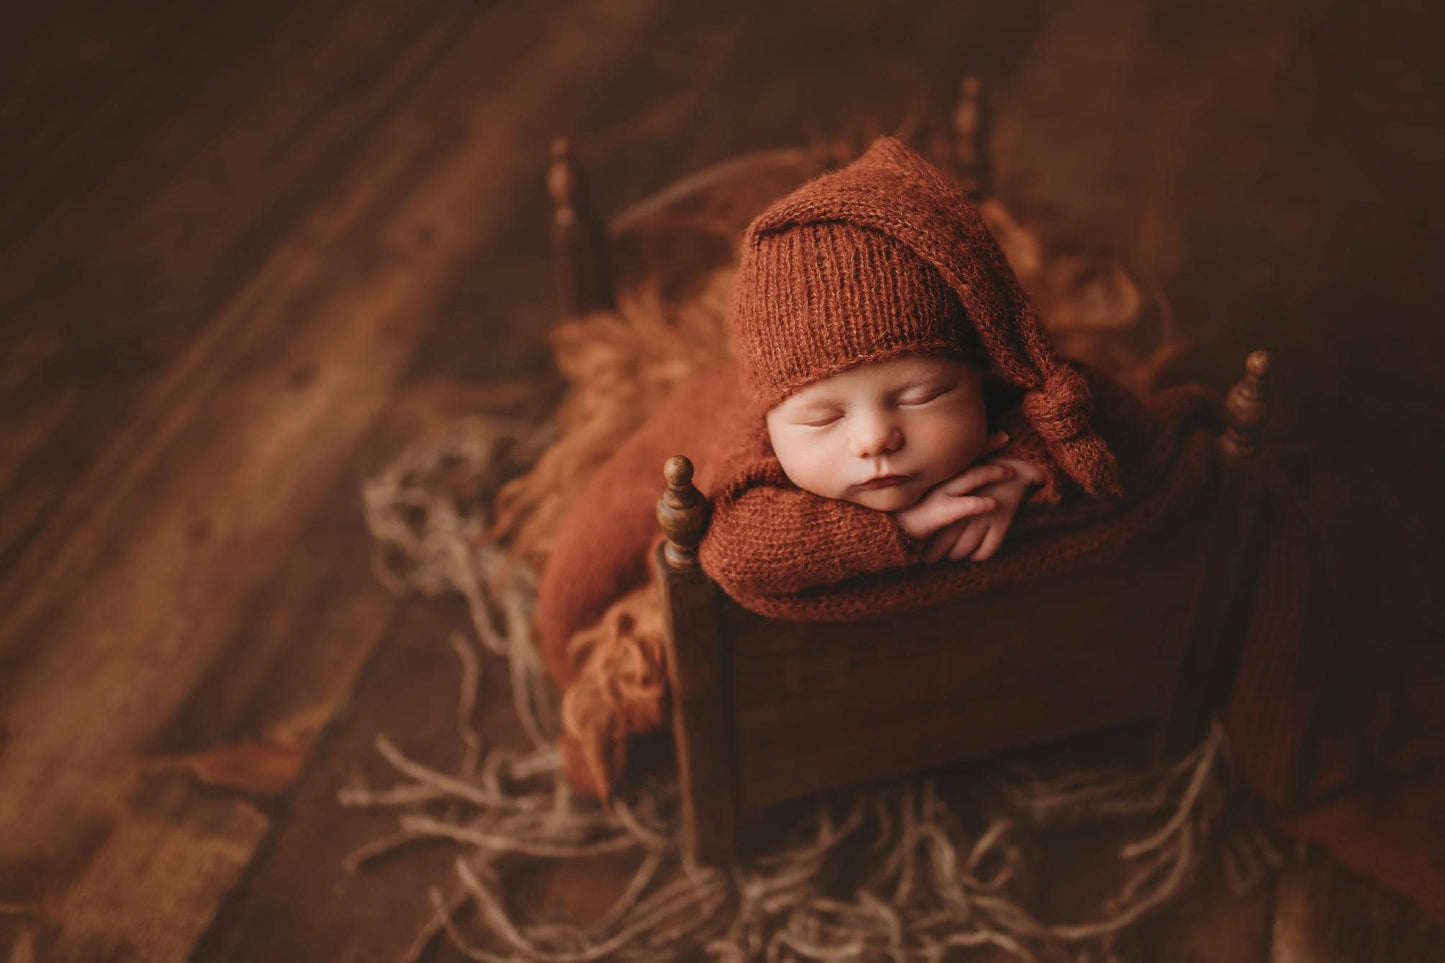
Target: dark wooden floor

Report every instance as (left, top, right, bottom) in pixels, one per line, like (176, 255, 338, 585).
(2, 0, 1443, 960)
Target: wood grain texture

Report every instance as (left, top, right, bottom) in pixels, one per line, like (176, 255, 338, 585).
(1157, 353, 1273, 756)
(657, 545, 737, 865)
(2, 0, 1443, 958)
(722, 507, 1209, 812)
(189, 594, 492, 963)
(1272, 853, 1445, 963)
(0, 0, 667, 957)
(1129, 856, 1274, 963)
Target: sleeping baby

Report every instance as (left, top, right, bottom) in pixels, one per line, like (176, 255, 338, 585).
(692, 136, 1191, 619)
(536, 137, 1217, 791)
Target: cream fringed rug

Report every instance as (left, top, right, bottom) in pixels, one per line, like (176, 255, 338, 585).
(347, 407, 1273, 963)
(341, 146, 1273, 962)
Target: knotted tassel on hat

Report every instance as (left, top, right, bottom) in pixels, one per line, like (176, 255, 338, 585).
(731, 136, 1122, 497)
(1023, 366, 1120, 496)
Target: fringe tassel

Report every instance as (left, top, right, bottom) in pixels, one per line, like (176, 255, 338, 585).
(348, 415, 1267, 963)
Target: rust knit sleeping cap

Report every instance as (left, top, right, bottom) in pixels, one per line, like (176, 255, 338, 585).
(731, 136, 1122, 497)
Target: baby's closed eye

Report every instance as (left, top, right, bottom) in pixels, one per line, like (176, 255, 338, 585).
(795, 409, 843, 428)
(894, 383, 955, 407)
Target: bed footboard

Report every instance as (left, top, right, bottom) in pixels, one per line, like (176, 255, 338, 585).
(656, 353, 1274, 866)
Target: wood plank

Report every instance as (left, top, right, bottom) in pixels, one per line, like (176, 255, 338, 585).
(0, 1, 669, 959)
(1272, 852, 1445, 963)
(1127, 844, 1273, 963)
(190, 592, 528, 963)
(2, 773, 271, 963)
(0, 0, 460, 580)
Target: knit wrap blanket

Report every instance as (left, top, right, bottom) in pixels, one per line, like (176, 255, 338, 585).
(696, 363, 1219, 621)
(534, 359, 1220, 796)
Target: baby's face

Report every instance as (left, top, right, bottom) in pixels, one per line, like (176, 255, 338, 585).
(765, 355, 990, 512)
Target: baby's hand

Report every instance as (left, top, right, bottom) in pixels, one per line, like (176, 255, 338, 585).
(891, 460, 1014, 543)
(918, 456, 1045, 563)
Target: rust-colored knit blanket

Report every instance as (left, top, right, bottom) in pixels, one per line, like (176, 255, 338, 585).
(697, 364, 1218, 621)
(537, 360, 1218, 681)
(534, 358, 1220, 808)
(535, 383, 1445, 927)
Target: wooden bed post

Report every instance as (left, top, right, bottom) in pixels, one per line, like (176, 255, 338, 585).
(1158, 350, 1274, 756)
(952, 75, 992, 200)
(547, 137, 615, 317)
(655, 456, 739, 865)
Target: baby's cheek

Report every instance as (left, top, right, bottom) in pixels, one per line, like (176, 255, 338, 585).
(926, 417, 988, 475)
(775, 437, 848, 500)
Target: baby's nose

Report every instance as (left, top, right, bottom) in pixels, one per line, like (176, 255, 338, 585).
(851, 416, 903, 457)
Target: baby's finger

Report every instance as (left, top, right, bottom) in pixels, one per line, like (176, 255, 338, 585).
(920, 531, 946, 562)
(922, 520, 964, 562)
(984, 431, 1010, 454)
(948, 517, 989, 560)
(937, 495, 998, 528)
(971, 519, 1008, 561)
(898, 495, 994, 535)
(941, 463, 1013, 496)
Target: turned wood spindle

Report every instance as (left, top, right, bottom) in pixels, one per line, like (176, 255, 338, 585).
(1219, 350, 1272, 462)
(547, 138, 577, 228)
(952, 75, 992, 200)
(547, 137, 615, 317)
(657, 455, 709, 571)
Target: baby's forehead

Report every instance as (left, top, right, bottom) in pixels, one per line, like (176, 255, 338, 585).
(781, 355, 978, 404)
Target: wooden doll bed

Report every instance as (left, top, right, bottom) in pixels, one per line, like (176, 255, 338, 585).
(547, 86, 1275, 863)
(655, 353, 1271, 863)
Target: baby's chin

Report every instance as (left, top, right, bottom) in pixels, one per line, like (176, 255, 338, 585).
(840, 485, 924, 513)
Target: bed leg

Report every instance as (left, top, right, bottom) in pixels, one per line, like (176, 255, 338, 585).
(1157, 351, 1273, 757)
(656, 456, 739, 865)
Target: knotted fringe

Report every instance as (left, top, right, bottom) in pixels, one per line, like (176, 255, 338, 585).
(347, 416, 1278, 963)
(561, 584, 668, 799)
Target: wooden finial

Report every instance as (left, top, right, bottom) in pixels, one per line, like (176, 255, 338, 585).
(547, 138, 577, 227)
(952, 75, 992, 199)
(547, 137, 614, 316)
(1219, 350, 1271, 462)
(657, 455, 709, 570)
